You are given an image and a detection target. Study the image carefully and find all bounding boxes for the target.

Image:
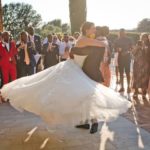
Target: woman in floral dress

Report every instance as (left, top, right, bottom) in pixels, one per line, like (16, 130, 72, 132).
(132, 33, 150, 99)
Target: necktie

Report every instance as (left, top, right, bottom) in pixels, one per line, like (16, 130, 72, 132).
(24, 44, 30, 65)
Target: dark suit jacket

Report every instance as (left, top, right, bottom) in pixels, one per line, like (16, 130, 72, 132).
(34, 35, 42, 54)
(0, 41, 17, 67)
(17, 42, 36, 67)
(29, 35, 42, 54)
(42, 43, 59, 68)
(71, 46, 105, 82)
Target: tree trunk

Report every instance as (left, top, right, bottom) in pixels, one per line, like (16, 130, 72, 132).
(0, 0, 3, 32)
(69, 0, 86, 34)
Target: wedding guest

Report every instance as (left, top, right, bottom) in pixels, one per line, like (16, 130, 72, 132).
(69, 36, 76, 47)
(148, 35, 150, 100)
(0, 31, 17, 85)
(73, 32, 80, 44)
(59, 34, 72, 61)
(148, 80, 150, 100)
(17, 31, 36, 77)
(73, 32, 80, 40)
(57, 33, 62, 42)
(114, 49, 119, 84)
(42, 34, 59, 69)
(132, 33, 150, 99)
(27, 26, 42, 73)
(0, 32, 3, 88)
(114, 29, 133, 93)
(53, 34, 61, 46)
(96, 26, 111, 87)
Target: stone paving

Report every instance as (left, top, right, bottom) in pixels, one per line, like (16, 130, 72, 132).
(1, 102, 150, 150)
(1, 63, 150, 150)
(110, 72, 150, 133)
(124, 95, 150, 133)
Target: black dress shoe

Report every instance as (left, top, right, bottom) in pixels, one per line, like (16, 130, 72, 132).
(90, 122, 98, 134)
(75, 123, 90, 129)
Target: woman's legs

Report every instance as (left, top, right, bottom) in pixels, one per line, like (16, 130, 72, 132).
(133, 88, 138, 99)
(115, 66, 119, 84)
(142, 88, 147, 100)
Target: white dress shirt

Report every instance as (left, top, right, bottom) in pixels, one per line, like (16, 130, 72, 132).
(4, 42, 10, 52)
(59, 41, 72, 56)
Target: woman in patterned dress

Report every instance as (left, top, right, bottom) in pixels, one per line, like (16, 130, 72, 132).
(132, 33, 150, 99)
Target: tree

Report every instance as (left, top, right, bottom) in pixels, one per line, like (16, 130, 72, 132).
(39, 23, 62, 37)
(38, 19, 70, 37)
(49, 19, 62, 27)
(69, 0, 87, 34)
(0, 0, 3, 31)
(3, 3, 42, 37)
(46, 19, 70, 33)
(61, 23, 70, 33)
(137, 18, 150, 32)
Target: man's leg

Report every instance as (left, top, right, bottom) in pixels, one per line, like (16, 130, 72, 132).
(115, 66, 119, 84)
(9, 64, 17, 82)
(1, 67, 9, 85)
(26, 65, 34, 76)
(125, 60, 131, 93)
(118, 62, 124, 92)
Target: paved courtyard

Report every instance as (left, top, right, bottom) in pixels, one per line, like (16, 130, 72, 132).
(1, 100, 150, 150)
(0, 66, 150, 150)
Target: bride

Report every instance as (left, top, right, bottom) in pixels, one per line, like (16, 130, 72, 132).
(0, 22, 131, 134)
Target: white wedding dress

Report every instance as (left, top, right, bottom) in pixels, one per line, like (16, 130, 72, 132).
(1, 58, 131, 125)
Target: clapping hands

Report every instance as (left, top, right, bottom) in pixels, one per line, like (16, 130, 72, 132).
(18, 42, 27, 49)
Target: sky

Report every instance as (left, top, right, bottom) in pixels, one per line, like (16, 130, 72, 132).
(3, 0, 150, 29)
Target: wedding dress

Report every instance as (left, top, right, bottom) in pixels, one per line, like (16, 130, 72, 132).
(1, 57, 131, 125)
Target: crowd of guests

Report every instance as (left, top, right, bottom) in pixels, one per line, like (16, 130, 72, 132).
(114, 30, 150, 100)
(0, 27, 79, 87)
(0, 23, 150, 103)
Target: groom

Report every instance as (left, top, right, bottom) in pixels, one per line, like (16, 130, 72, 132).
(70, 45, 105, 133)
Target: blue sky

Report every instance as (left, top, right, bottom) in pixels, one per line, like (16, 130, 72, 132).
(3, 0, 150, 29)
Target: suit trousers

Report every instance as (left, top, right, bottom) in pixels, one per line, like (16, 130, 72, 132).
(19, 64, 34, 77)
(1, 63, 17, 85)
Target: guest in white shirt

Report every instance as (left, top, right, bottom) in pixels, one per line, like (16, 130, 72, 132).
(59, 34, 72, 61)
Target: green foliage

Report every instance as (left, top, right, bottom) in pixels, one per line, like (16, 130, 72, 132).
(38, 19, 70, 38)
(49, 19, 62, 27)
(61, 23, 70, 33)
(108, 32, 140, 44)
(39, 24, 62, 37)
(137, 18, 150, 32)
(126, 32, 140, 43)
(3, 3, 42, 37)
(69, 0, 87, 34)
